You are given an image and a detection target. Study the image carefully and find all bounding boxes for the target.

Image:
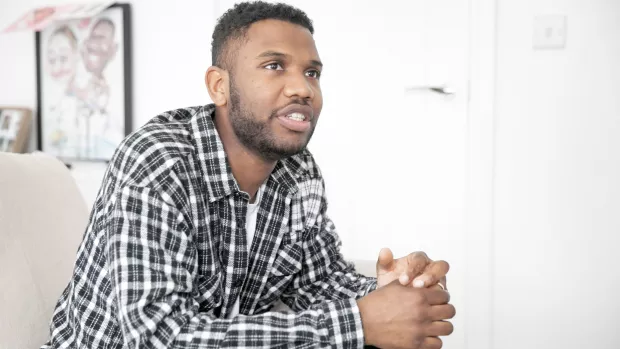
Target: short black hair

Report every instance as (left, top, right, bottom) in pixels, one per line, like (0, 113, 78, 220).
(211, 1, 314, 69)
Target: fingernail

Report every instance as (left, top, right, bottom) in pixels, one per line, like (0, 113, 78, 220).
(399, 274, 410, 284)
(413, 279, 425, 288)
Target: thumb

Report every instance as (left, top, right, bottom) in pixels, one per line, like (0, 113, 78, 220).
(376, 247, 395, 272)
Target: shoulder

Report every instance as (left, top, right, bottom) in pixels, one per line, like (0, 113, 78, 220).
(105, 106, 201, 190)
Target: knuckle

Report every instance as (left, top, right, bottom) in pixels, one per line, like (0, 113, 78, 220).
(417, 251, 429, 258)
(411, 304, 427, 322)
(411, 251, 428, 262)
(413, 290, 428, 305)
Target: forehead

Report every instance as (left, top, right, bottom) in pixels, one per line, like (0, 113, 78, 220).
(237, 19, 319, 61)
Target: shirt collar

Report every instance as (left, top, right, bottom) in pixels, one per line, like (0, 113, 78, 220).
(191, 104, 303, 202)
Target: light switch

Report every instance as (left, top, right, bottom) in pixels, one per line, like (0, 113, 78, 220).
(533, 15, 567, 50)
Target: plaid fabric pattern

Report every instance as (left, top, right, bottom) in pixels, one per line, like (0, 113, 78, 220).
(42, 104, 377, 348)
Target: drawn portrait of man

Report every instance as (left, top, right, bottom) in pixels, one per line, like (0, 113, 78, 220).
(39, 6, 128, 161)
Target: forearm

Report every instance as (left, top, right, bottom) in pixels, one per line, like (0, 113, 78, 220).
(322, 265, 378, 299)
(282, 254, 377, 313)
(293, 225, 377, 303)
(120, 298, 365, 349)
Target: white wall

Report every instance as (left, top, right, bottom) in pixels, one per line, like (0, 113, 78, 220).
(493, 0, 620, 348)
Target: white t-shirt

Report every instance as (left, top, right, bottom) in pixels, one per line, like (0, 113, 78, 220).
(227, 187, 262, 318)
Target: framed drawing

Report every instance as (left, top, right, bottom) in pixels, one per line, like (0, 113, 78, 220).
(35, 3, 132, 162)
(0, 107, 32, 153)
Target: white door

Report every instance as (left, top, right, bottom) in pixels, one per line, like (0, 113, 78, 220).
(216, 1, 471, 348)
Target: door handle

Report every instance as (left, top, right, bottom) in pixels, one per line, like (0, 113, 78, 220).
(405, 85, 456, 95)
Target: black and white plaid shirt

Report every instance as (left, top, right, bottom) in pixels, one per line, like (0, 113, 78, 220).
(42, 104, 377, 348)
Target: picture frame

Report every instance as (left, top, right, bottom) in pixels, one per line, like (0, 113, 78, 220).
(0, 107, 32, 153)
(35, 3, 132, 162)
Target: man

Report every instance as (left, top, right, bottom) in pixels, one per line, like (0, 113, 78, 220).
(76, 17, 117, 114)
(72, 17, 119, 158)
(42, 2, 455, 348)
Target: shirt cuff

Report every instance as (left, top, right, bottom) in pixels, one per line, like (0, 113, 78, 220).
(364, 278, 378, 295)
(323, 298, 366, 349)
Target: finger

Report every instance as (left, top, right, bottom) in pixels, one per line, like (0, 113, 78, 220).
(376, 247, 395, 272)
(426, 320, 454, 337)
(431, 283, 446, 291)
(428, 304, 456, 321)
(413, 260, 449, 288)
(423, 288, 450, 305)
(402, 251, 431, 285)
(421, 336, 443, 349)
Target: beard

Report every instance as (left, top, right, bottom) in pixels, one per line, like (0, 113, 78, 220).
(228, 78, 315, 161)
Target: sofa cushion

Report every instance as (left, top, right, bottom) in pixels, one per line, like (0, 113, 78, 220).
(0, 153, 88, 348)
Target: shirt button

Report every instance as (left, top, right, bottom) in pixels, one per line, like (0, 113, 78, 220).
(234, 278, 244, 288)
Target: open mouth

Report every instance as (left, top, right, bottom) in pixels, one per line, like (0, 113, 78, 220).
(275, 104, 314, 133)
(286, 112, 306, 121)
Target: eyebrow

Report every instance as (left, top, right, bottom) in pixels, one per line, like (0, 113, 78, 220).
(255, 50, 323, 68)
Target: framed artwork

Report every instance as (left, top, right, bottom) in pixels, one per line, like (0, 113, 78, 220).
(0, 107, 32, 153)
(35, 3, 132, 162)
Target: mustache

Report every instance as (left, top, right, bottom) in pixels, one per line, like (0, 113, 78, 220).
(270, 99, 310, 118)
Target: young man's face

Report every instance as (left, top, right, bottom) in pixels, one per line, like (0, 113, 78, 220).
(227, 19, 323, 161)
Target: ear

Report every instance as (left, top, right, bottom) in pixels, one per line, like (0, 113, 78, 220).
(205, 66, 229, 107)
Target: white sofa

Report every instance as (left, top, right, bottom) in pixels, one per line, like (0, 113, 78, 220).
(0, 153, 89, 348)
(0, 152, 376, 348)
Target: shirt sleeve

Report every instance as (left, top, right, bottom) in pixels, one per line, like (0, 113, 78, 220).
(105, 184, 365, 349)
(280, 193, 378, 312)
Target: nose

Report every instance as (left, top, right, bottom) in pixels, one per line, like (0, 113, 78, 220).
(283, 72, 315, 101)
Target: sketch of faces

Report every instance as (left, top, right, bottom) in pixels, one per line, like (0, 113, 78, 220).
(82, 19, 118, 76)
(46, 26, 78, 86)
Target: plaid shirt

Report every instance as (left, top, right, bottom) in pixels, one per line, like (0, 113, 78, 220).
(42, 104, 377, 349)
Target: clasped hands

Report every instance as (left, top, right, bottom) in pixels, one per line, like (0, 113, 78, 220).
(357, 248, 455, 349)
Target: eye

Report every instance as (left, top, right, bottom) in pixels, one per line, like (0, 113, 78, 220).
(264, 63, 283, 70)
(306, 69, 321, 79)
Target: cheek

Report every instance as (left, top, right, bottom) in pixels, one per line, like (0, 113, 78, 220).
(243, 81, 278, 115)
(313, 87, 323, 115)
(252, 79, 279, 99)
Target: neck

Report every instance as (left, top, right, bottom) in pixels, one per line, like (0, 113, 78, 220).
(214, 106, 276, 202)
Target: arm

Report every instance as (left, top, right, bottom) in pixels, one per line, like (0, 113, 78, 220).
(105, 184, 365, 349)
(280, 195, 377, 312)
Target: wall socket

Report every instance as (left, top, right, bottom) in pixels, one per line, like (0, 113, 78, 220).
(533, 15, 567, 50)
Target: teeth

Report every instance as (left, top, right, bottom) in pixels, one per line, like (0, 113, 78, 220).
(287, 112, 305, 121)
